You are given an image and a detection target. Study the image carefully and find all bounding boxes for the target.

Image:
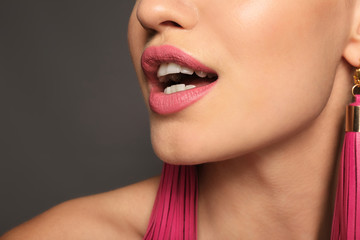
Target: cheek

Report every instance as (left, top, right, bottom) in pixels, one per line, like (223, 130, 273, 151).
(200, 0, 341, 114)
(217, 0, 342, 116)
(213, 0, 345, 149)
(221, 3, 341, 133)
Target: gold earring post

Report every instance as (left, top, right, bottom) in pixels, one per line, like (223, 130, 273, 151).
(346, 67, 360, 131)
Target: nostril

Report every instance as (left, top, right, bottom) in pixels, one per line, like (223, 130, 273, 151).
(161, 21, 182, 28)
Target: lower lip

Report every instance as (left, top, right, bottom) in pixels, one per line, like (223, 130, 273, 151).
(149, 81, 217, 115)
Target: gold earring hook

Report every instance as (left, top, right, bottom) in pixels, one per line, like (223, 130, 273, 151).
(352, 62, 360, 96)
(354, 68, 360, 85)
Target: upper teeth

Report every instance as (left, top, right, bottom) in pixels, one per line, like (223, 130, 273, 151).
(157, 63, 209, 79)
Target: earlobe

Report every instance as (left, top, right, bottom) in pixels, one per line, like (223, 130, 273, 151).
(343, 35, 360, 67)
(343, 7, 360, 67)
(343, 41, 360, 67)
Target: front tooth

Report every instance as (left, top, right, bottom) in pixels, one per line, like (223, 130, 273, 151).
(195, 70, 207, 78)
(157, 63, 169, 77)
(170, 85, 177, 93)
(180, 66, 194, 75)
(175, 84, 186, 92)
(167, 63, 181, 75)
(164, 86, 172, 94)
(164, 84, 195, 94)
(171, 84, 184, 92)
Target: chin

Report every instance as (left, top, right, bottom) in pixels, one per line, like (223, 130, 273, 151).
(150, 132, 219, 165)
(150, 130, 246, 166)
(151, 140, 205, 165)
(149, 116, 243, 165)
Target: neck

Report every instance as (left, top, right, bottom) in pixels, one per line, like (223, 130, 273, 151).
(198, 62, 352, 240)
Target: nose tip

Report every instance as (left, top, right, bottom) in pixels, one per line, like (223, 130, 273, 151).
(136, 0, 198, 33)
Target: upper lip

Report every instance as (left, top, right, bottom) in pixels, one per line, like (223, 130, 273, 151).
(141, 45, 217, 84)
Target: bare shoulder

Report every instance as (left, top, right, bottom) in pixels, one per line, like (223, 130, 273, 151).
(1, 176, 160, 240)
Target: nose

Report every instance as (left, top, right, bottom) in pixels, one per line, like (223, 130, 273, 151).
(136, 0, 198, 33)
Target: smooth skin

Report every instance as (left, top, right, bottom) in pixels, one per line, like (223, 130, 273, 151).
(3, 0, 360, 239)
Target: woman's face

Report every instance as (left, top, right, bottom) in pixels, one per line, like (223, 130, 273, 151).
(128, 0, 353, 164)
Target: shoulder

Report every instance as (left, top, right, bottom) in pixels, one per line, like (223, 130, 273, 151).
(1, 176, 160, 240)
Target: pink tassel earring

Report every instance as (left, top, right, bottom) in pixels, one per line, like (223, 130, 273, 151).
(143, 163, 198, 240)
(331, 68, 360, 239)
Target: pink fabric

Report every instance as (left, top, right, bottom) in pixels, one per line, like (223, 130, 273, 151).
(143, 163, 198, 240)
(331, 132, 360, 239)
(332, 95, 360, 239)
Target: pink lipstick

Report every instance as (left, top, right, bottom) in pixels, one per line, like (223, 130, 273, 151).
(141, 45, 218, 115)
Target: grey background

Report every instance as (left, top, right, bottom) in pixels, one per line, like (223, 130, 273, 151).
(0, 0, 162, 234)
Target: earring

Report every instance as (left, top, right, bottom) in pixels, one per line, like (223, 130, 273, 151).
(331, 67, 360, 239)
(143, 163, 198, 239)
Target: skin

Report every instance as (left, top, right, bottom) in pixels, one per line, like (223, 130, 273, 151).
(3, 0, 360, 239)
(129, 0, 360, 238)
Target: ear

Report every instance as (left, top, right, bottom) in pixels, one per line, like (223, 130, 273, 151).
(343, 2, 360, 67)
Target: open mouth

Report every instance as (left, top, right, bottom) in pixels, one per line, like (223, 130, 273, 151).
(157, 63, 218, 94)
(141, 45, 219, 114)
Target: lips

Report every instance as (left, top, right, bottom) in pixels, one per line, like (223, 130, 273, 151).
(141, 45, 218, 115)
